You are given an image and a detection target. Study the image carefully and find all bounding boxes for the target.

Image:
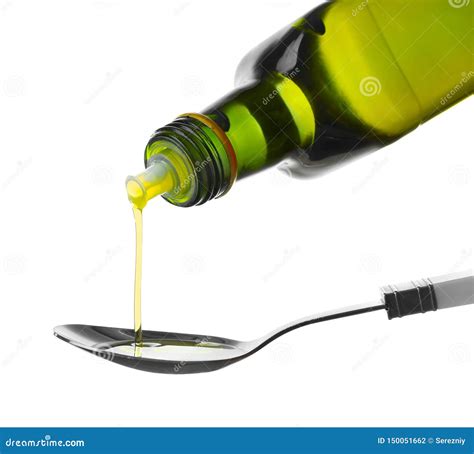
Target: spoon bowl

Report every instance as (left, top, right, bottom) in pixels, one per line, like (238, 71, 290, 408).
(54, 324, 252, 374)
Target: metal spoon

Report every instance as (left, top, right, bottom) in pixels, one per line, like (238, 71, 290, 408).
(54, 271, 473, 374)
(54, 303, 385, 374)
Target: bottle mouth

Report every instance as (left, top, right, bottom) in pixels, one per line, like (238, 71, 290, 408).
(142, 115, 237, 207)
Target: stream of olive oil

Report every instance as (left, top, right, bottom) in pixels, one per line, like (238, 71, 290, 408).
(132, 205, 143, 357)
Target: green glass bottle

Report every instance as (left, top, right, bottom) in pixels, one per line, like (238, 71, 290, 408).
(126, 0, 473, 209)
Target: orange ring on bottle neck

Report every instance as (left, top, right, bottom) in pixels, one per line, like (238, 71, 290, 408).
(178, 112, 237, 196)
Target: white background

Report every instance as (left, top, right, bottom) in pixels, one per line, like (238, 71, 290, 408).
(0, 0, 472, 427)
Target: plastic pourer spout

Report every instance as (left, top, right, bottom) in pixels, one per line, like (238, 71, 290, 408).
(126, 160, 175, 210)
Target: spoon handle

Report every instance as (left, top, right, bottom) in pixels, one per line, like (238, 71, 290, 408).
(260, 271, 473, 347)
(259, 302, 386, 346)
(382, 270, 473, 320)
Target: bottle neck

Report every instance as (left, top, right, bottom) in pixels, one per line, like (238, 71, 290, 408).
(204, 74, 315, 177)
(135, 74, 315, 207)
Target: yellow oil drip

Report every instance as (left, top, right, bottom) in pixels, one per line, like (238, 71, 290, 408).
(126, 161, 177, 357)
(132, 205, 143, 357)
